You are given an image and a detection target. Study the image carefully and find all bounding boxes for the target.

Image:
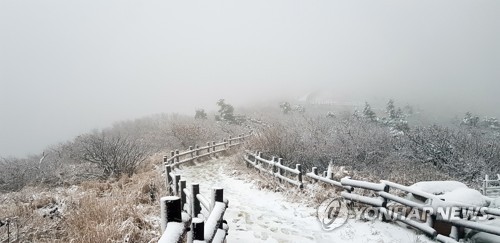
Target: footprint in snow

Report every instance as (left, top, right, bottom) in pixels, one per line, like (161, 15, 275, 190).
(261, 231, 269, 240)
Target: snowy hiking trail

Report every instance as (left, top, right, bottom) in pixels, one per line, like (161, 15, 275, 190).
(174, 157, 435, 243)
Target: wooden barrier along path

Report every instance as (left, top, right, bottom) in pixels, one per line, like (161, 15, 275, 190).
(242, 150, 500, 243)
(483, 174, 500, 198)
(158, 132, 251, 243)
(243, 150, 303, 189)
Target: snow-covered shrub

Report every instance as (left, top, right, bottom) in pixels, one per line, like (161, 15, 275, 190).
(246, 104, 500, 185)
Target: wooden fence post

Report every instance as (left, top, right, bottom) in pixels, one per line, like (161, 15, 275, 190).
(296, 164, 303, 189)
(343, 176, 354, 208)
(207, 142, 211, 153)
(211, 187, 224, 210)
(170, 151, 175, 164)
(191, 218, 205, 241)
(483, 175, 489, 195)
(223, 139, 227, 149)
(229, 136, 232, 146)
(175, 150, 180, 163)
(255, 151, 261, 173)
(195, 145, 200, 157)
(165, 165, 173, 194)
(180, 180, 187, 206)
(426, 212, 435, 235)
(212, 141, 216, 152)
(271, 156, 276, 173)
(327, 160, 333, 180)
(174, 174, 181, 196)
(277, 158, 284, 183)
(381, 185, 390, 222)
(244, 153, 250, 168)
(211, 187, 224, 229)
(191, 184, 201, 218)
(189, 146, 193, 158)
(160, 196, 182, 233)
(163, 155, 168, 164)
(312, 167, 318, 183)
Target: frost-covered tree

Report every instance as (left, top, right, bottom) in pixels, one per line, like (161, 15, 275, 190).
(386, 99, 397, 119)
(194, 109, 207, 119)
(481, 117, 500, 130)
(462, 112, 479, 127)
(216, 99, 235, 123)
(293, 105, 306, 114)
(280, 102, 292, 114)
(362, 102, 377, 121)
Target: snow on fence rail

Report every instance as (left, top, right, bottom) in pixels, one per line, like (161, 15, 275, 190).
(343, 178, 500, 242)
(158, 132, 251, 243)
(241, 150, 500, 243)
(158, 179, 228, 243)
(164, 132, 252, 170)
(483, 174, 500, 198)
(243, 151, 303, 188)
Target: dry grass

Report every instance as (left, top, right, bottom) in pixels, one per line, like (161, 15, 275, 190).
(63, 193, 148, 243)
(0, 156, 167, 243)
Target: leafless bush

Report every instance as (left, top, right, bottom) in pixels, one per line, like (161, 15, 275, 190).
(0, 157, 35, 192)
(247, 109, 500, 185)
(72, 130, 151, 178)
(406, 125, 500, 184)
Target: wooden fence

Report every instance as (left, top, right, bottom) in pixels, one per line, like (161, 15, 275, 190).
(243, 150, 500, 243)
(159, 132, 251, 243)
(243, 151, 303, 188)
(164, 133, 252, 171)
(483, 174, 500, 198)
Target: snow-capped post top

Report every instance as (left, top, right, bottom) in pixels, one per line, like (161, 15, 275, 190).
(160, 196, 182, 233)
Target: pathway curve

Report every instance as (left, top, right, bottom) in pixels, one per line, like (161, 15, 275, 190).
(174, 157, 434, 243)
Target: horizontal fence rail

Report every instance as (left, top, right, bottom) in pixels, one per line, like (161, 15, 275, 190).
(243, 151, 303, 188)
(483, 174, 500, 198)
(165, 132, 252, 169)
(159, 132, 251, 243)
(240, 150, 500, 243)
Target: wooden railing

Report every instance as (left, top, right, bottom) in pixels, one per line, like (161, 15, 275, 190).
(158, 182, 228, 243)
(483, 174, 500, 198)
(243, 151, 303, 188)
(158, 132, 251, 243)
(164, 133, 252, 170)
(242, 150, 500, 243)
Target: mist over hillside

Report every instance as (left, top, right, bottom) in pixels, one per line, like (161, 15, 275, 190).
(1, 0, 499, 157)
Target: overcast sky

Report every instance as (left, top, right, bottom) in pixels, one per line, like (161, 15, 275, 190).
(1, 0, 499, 157)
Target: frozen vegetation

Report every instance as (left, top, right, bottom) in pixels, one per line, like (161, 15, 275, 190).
(2, 99, 500, 242)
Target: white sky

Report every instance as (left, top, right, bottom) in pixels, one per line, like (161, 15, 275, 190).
(1, 0, 499, 157)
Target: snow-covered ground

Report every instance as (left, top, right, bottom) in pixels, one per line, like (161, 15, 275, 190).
(173, 157, 435, 243)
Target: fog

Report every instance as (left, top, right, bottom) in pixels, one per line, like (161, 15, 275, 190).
(1, 0, 499, 157)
